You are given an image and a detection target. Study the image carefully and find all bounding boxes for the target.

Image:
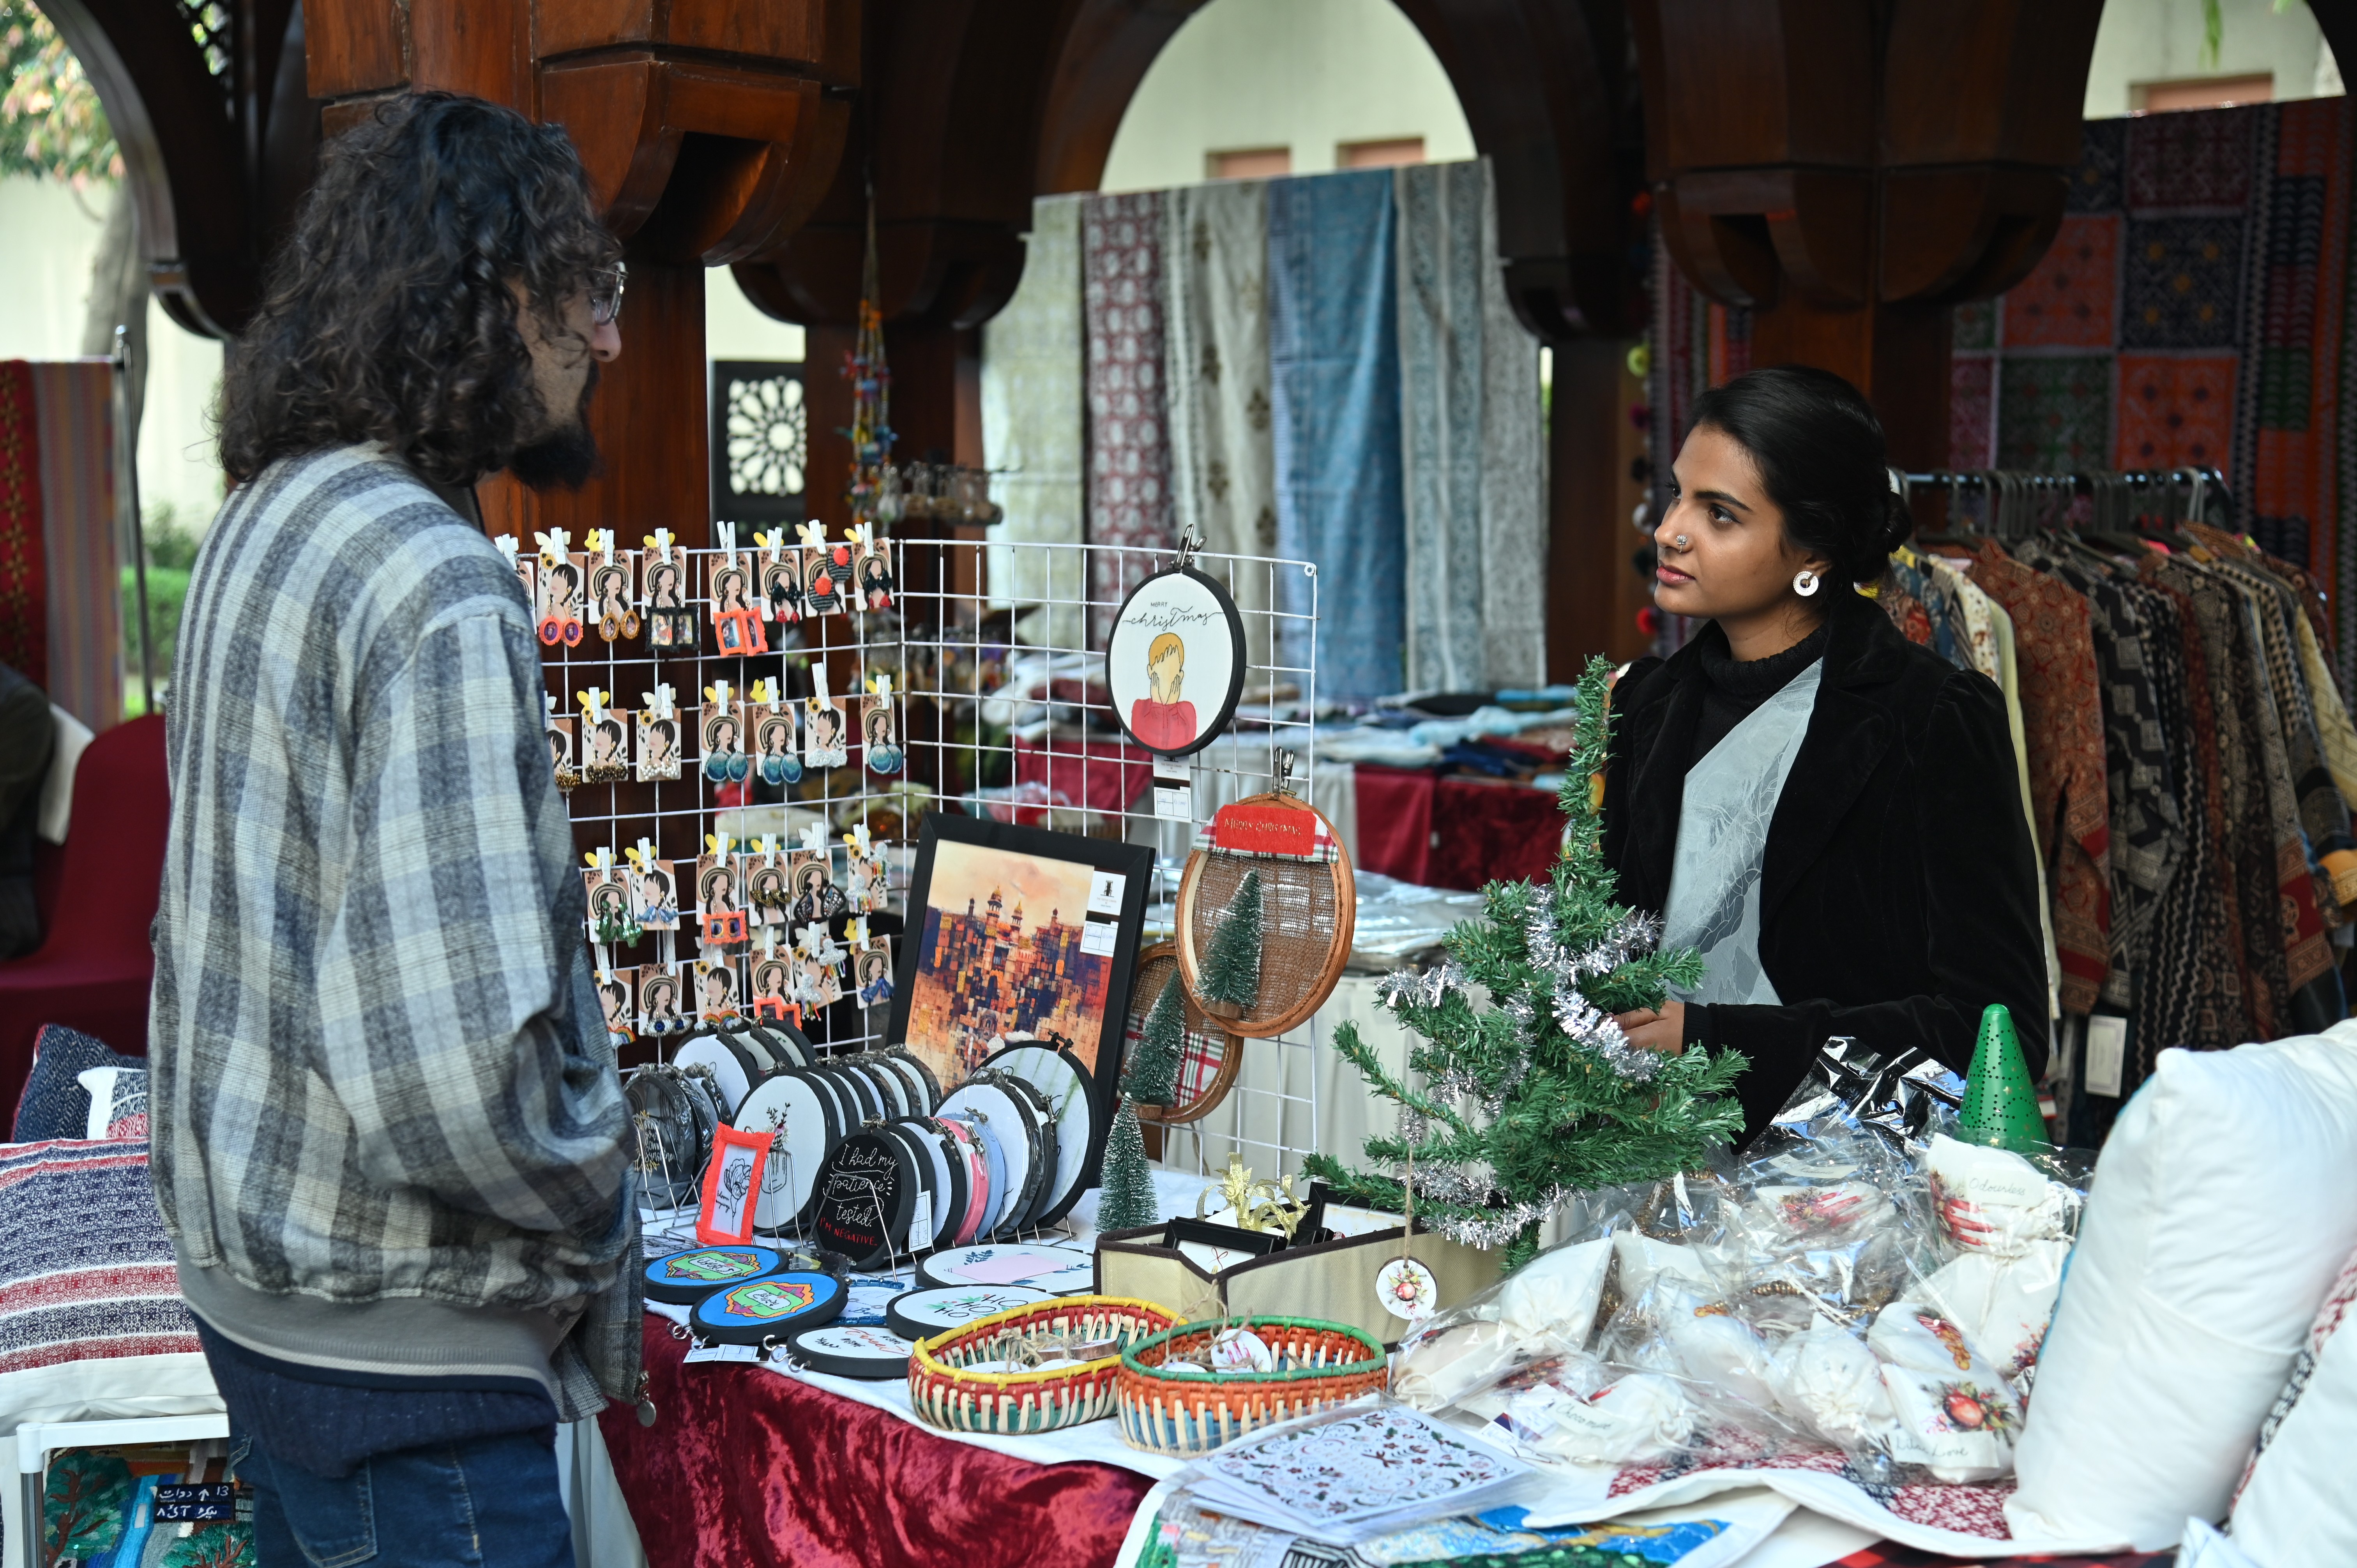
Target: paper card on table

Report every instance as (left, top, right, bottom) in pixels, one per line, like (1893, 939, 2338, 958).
(1194, 1404, 1534, 1543)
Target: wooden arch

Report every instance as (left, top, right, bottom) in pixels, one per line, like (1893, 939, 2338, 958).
(733, 0, 1646, 344)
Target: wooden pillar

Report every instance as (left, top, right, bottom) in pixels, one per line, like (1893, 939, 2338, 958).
(1548, 339, 1654, 676)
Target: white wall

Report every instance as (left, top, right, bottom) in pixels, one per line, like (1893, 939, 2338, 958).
(2085, 0, 2340, 117)
(0, 176, 225, 525)
(704, 267, 804, 363)
(1099, 0, 1474, 193)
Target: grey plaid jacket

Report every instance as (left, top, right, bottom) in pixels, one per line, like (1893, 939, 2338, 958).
(150, 444, 638, 1419)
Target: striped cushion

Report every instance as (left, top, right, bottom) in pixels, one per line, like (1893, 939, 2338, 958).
(0, 1139, 196, 1378)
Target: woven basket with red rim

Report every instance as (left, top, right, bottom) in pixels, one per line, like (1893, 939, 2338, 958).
(907, 1295, 1177, 1435)
(1114, 1315, 1388, 1455)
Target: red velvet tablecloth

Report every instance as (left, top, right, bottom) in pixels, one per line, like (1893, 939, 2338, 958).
(600, 1317, 1154, 1568)
(1353, 769, 1564, 892)
(1012, 735, 1157, 816)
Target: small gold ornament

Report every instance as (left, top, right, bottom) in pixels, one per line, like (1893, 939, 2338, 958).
(1194, 1155, 1311, 1240)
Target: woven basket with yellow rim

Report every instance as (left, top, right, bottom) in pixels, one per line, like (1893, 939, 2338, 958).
(1113, 1315, 1387, 1456)
(908, 1295, 1177, 1435)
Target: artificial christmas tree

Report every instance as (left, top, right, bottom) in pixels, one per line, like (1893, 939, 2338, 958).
(1198, 867, 1265, 1017)
(1957, 1003, 2047, 1153)
(1098, 979, 1189, 1229)
(1304, 656, 1747, 1270)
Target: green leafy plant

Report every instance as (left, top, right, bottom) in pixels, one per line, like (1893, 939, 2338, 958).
(2, 1, 119, 183)
(1304, 656, 1747, 1270)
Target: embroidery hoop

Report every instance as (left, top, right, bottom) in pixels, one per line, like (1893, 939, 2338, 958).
(1104, 534, 1247, 758)
(1173, 771, 1355, 1040)
(1122, 941, 1242, 1125)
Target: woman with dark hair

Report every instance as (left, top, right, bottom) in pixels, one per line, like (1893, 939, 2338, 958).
(1602, 365, 2047, 1143)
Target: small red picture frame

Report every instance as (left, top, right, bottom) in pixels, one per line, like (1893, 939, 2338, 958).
(698, 1123, 774, 1245)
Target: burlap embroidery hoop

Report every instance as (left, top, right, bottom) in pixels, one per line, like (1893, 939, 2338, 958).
(1174, 765, 1354, 1040)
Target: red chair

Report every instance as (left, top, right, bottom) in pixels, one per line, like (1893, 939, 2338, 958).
(0, 715, 168, 1114)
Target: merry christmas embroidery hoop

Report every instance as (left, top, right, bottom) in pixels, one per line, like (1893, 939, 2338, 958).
(1105, 539, 1247, 758)
(1175, 773, 1355, 1040)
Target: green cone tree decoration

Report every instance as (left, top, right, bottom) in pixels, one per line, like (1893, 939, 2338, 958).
(1097, 977, 1191, 1231)
(1131, 977, 1187, 1107)
(1958, 1003, 2047, 1153)
(1198, 868, 1265, 1017)
(1303, 656, 1747, 1270)
(1097, 1104, 1156, 1231)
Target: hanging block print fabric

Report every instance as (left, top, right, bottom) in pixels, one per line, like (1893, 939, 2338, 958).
(1164, 178, 1277, 675)
(1083, 192, 1175, 634)
(1269, 169, 1406, 700)
(1476, 161, 1548, 689)
(983, 194, 1088, 650)
(1395, 159, 1489, 693)
(1939, 100, 2357, 682)
(28, 362, 119, 729)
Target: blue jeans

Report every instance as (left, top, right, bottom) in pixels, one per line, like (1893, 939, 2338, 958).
(233, 1425, 572, 1568)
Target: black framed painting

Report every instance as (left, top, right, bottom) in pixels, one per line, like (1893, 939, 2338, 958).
(887, 814, 1152, 1185)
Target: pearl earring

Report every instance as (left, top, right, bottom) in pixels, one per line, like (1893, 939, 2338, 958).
(1793, 569, 1821, 597)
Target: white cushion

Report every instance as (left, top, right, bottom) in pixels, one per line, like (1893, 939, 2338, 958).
(2225, 1244, 2357, 1566)
(2007, 1026, 2357, 1549)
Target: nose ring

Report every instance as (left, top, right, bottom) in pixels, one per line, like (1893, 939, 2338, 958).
(1672, 534, 1690, 549)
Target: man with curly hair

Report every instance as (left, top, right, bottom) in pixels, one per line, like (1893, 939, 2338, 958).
(152, 94, 633, 1565)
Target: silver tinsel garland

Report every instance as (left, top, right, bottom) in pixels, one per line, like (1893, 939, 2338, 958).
(1406, 1160, 1574, 1249)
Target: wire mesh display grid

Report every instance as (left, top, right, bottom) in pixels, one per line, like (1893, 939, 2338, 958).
(539, 532, 1329, 1252)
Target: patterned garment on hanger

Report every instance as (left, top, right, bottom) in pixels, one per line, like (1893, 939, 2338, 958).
(1971, 542, 2112, 1017)
(2134, 574, 2257, 1056)
(2150, 556, 2313, 1028)
(2020, 541, 2185, 1014)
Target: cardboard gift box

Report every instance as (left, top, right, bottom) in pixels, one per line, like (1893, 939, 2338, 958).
(1093, 1208, 1501, 1348)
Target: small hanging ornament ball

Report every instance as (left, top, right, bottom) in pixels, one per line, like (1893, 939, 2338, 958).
(1957, 1003, 2047, 1154)
(1375, 1257, 1438, 1321)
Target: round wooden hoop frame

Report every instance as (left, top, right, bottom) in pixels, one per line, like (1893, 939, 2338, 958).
(1125, 941, 1244, 1125)
(1174, 791, 1355, 1040)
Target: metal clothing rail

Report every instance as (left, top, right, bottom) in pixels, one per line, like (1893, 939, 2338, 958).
(1894, 464, 2235, 539)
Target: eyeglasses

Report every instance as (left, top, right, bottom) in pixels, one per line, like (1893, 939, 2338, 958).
(590, 263, 626, 326)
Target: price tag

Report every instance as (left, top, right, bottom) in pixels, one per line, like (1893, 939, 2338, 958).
(909, 1199, 934, 1252)
(2085, 1015, 2127, 1098)
(154, 1485, 236, 1522)
(1087, 870, 1127, 916)
(1152, 765, 1193, 821)
(1081, 918, 1119, 956)
(684, 1341, 763, 1365)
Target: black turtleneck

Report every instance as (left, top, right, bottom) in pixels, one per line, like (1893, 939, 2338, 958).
(1691, 617, 1830, 765)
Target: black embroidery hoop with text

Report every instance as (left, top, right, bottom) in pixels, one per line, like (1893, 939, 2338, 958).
(1106, 544, 1247, 759)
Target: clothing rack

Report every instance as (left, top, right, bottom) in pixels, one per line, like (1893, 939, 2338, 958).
(1895, 466, 2234, 540)
(1879, 507, 2357, 1150)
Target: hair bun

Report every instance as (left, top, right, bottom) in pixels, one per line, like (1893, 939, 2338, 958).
(1880, 488, 1915, 555)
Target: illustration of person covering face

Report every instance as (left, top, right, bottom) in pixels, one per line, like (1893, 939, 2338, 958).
(1129, 630, 1198, 752)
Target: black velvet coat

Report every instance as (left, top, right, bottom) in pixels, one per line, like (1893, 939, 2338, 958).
(1602, 590, 2050, 1142)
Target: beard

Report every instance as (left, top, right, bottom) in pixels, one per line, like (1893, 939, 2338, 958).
(509, 363, 602, 491)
